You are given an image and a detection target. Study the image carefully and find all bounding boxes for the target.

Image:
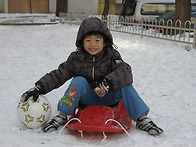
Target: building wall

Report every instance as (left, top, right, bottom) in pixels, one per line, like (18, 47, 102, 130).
(0, 0, 7, 12)
(0, 0, 122, 14)
(0, 0, 55, 13)
(68, 0, 98, 14)
(98, 0, 118, 15)
(0, 0, 3, 12)
(49, 0, 56, 13)
(67, 0, 121, 15)
(116, 0, 122, 3)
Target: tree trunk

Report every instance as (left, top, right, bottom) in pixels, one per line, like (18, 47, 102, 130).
(102, 0, 110, 16)
(175, 0, 191, 28)
(56, 0, 68, 17)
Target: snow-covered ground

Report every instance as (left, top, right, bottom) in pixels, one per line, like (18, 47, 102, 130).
(0, 13, 59, 25)
(0, 14, 196, 147)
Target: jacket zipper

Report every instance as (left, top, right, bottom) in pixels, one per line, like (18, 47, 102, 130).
(92, 56, 95, 80)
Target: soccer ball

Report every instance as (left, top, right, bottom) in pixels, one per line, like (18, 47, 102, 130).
(17, 95, 51, 129)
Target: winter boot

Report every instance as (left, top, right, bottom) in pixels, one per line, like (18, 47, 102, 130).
(42, 112, 67, 133)
(136, 114, 163, 136)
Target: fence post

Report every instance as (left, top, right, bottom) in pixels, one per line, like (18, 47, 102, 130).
(108, 15, 111, 30)
(193, 23, 196, 49)
(141, 19, 144, 39)
(70, 13, 73, 25)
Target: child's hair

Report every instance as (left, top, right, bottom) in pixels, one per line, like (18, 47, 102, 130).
(83, 31, 107, 43)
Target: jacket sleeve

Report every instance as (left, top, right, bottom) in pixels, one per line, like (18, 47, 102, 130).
(105, 50, 133, 91)
(35, 53, 75, 94)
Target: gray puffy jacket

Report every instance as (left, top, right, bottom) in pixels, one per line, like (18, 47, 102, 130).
(36, 17, 133, 94)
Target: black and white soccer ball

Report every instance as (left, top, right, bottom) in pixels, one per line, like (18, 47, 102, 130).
(17, 95, 51, 129)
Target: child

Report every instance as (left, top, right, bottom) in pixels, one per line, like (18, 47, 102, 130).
(21, 17, 163, 136)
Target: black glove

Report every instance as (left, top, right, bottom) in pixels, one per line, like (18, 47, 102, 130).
(94, 79, 110, 97)
(20, 84, 44, 102)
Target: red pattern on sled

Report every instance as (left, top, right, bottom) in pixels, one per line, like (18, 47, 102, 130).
(66, 100, 132, 132)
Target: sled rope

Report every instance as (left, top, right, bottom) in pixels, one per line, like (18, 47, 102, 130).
(105, 119, 131, 137)
(58, 118, 81, 138)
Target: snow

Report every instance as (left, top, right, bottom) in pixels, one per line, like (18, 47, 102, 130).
(0, 14, 196, 147)
(0, 13, 59, 25)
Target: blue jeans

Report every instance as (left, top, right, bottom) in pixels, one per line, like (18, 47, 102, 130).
(57, 76, 149, 121)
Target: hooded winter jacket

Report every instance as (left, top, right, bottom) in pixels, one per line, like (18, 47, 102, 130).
(36, 17, 133, 94)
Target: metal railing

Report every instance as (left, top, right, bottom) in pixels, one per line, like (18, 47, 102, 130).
(59, 13, 196, 49)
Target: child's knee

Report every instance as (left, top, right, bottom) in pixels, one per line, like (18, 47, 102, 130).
(57, 97, 75, 115)
(72, 76, 88, 84)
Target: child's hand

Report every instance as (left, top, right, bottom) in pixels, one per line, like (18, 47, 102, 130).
(20, 84, 44, 102)
(94, 79, 110, 97)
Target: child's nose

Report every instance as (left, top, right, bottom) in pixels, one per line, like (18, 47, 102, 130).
(90, 40, 96, 46)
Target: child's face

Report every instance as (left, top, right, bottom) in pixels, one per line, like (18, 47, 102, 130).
(83, 34, 106, 55)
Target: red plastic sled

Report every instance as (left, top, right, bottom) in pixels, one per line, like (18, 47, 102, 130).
(65, 100, 132, 133)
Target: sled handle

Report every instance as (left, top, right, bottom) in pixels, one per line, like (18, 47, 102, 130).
(105, 119, 131, 137)
(58, 118, 81, 138)
(104, 119, 136, 144)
